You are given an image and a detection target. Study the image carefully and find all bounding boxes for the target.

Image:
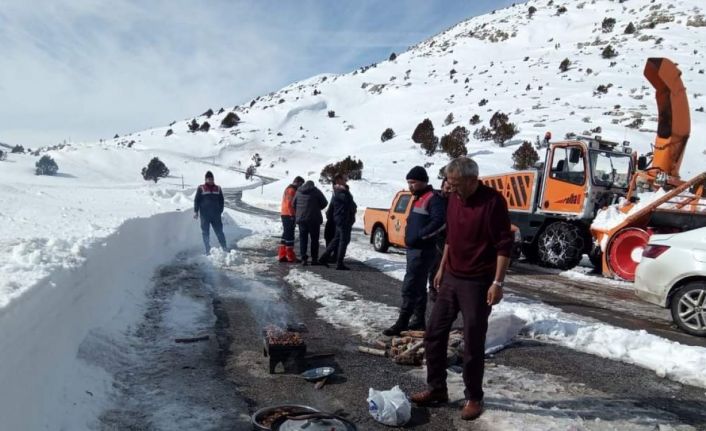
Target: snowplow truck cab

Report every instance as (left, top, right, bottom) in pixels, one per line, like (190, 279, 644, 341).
(482, 136, 635, 270)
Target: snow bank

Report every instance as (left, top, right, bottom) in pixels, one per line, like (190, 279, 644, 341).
(495, 295, 706, 389)
(0, 211, 205, 431)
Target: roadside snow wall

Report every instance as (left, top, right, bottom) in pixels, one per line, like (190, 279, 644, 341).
(0, 211, 203, 431)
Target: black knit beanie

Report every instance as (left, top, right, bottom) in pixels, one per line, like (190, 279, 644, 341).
(205, 171, 214, 179)
(406, 166, 429, 183)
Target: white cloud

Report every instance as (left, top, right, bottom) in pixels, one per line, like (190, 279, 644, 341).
(0, 0, 513, 146)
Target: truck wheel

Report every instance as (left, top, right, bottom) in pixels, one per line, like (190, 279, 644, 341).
(537, 221, 584, 270)
(671, 281, 706, 337)
(588, 245, 603, 270)
(372, 226, 389, 253)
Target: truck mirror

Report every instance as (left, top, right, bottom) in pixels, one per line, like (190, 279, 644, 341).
(637, 155, 647, 170)
(569, 148, 582, 164)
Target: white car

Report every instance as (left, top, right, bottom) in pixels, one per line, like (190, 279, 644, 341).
(634, 226, 706, 337)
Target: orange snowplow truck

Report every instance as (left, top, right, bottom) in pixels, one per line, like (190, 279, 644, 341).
(482, 135, 635, 270)
(482, 58, 706, 278)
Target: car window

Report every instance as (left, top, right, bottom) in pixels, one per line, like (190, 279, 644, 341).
(393, 195, 412, 213)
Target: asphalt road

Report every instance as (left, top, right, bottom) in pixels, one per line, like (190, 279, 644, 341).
(96, 189, 705, 429)
(214, 236, 704, 429)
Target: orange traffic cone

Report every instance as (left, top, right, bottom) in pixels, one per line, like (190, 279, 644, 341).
(285, 246, 297, 263)
(277, 245, 287, 262)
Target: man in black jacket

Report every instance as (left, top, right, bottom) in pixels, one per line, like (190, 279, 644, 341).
(383, 166, 446, 336)
(428, 178, 452, 302)
(194, 171, 227, 253)
(319, 174, 357, 270)
(293, 180, 328, 265)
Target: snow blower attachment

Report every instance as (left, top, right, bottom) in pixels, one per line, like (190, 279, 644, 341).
(591, 58, 706, 280)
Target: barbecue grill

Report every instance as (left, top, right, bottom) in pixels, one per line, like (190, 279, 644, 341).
(263, 326, 306, 374)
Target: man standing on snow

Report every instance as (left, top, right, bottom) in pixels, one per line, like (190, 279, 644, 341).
(279, 176, 305, 262)
(194, 171, 227, 253)
(293, 180, 328, 266)
(411, 157, 512, 421)
(383, 166, 446, 336)
(319, 174, 356, 270)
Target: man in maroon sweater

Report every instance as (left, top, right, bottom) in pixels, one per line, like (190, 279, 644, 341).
(410, 157, 513, 421)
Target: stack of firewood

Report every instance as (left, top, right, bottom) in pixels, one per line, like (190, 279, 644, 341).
(358, 330, 464, 366)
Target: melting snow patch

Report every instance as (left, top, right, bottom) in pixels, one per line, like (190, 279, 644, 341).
(285, 268, 524, 351)
(285, 268, 398, 340)
(485, 311, 526, 354)
(496, 296, 706, 388)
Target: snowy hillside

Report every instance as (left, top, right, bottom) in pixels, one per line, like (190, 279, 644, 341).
(94, 0, 706, 211)
(1, 0, 706, 428)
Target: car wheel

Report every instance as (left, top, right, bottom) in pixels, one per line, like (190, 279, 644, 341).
(372, 226, 389, 253)
(536, 221, 584, 270)
(671, 281, 706, 337)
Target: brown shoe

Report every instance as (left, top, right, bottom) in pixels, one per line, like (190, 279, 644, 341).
(461, 399, 484, 421)
(410, 389, 449, 406)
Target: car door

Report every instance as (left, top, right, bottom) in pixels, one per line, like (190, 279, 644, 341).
(387, 193, 412, 246)
(539, 144, 588, 215)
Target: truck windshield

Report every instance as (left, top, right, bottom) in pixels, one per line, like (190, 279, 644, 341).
(589, 149, 631, 189)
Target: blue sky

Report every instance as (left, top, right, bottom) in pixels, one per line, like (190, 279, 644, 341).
(0, 0, 516, 146)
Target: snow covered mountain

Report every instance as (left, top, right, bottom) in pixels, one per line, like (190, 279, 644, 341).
(129, 0, 706, 209)
(1, 1, 706, 428)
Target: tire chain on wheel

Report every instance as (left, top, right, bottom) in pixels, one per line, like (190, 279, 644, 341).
(537, 221, 584, 270)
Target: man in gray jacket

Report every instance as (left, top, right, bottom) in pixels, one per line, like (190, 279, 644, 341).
(293, 180, 328, 265)
(194, 171, 227, 253)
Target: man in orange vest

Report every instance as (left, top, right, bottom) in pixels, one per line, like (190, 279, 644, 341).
(279, 176, 305, 262)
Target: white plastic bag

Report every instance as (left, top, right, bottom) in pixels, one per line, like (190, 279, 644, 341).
(367, 385, 411, 426)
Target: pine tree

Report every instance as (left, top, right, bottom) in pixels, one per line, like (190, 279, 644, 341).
(512, 141, 540, 170)
(141, 157, 170, 183)
(444, 113, 455, 126)
(412, 119, 438, 156)
(381, 128, 395, 142)
(35, 155, 59, 176)
(440, 126, 469, 158)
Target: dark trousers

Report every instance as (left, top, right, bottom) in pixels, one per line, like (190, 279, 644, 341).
(322, 224, 351, 265)
(324, 219, 337, 260)
(281, 215, 295, 247)
(425, 271, 492, 401)
(401, 247, 436, 319)
(428, 243, 445, 302)
(200, 215, 227, 252)
(298, 222, 321, 261)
